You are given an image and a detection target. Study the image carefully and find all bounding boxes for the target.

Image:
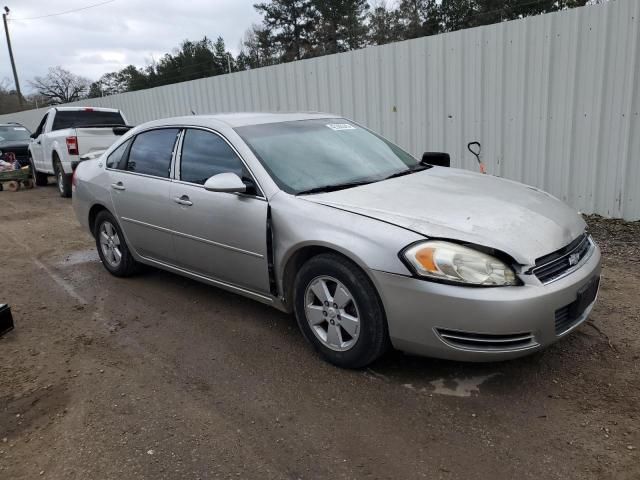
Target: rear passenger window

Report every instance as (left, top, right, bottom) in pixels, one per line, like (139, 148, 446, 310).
(106, 139, 131, 169)
(127, 129, 179, 178)
(180, 129, 244, 184)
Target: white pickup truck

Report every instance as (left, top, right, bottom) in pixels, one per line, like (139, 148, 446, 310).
(29, 107, 130, 197)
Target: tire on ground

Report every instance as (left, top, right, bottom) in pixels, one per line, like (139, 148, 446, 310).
(94, 210, 139, 277)
(293, 253, 390, 368)
(30, 156, 48, 186)
(54, 155, 72, 197)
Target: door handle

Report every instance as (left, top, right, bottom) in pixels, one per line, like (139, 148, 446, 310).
(111, 182, 125, 191)
(174, 195, 193, 206)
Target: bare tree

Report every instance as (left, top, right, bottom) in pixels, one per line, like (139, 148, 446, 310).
(0, 77, 20, 114)
(30, 67, 91, 105)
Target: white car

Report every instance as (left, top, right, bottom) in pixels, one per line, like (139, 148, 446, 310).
(29, 106, 131, 197)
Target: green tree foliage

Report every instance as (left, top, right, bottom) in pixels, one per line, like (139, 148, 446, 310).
(396, 0, 441, 39)
(312, 0, 370, 54)
(367, 1, 400, 45)
(237, 25, 277, 70)
(254, 0, 317, 62)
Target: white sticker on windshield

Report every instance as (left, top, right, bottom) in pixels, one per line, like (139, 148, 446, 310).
(326, 123, 356, 131)
(13, 127, 26, 131)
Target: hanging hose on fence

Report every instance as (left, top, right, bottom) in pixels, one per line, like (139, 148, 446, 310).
(468, 141, 486, 174)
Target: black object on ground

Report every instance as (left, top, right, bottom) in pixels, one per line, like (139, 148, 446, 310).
(0, 304, 14, 336)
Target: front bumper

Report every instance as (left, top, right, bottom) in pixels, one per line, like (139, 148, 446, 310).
(372, 243, 601, 361)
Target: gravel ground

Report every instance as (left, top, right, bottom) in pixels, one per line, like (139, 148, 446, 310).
(0, 185, 639, 480)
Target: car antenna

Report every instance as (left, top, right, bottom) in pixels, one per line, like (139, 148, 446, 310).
(191, 109, 197, 115)
(468, 141, 486, 174)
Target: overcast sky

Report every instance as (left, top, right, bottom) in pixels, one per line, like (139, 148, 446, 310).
(2, 0, 263, 93)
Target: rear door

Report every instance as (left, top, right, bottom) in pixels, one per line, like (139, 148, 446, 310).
(170, 128, 270, 294)
(107, 128, 180, 264)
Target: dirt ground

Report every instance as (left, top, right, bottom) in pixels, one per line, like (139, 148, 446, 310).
(0, 185, 639, 480)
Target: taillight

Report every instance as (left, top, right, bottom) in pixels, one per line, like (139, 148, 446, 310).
(66, 136, 79, 155)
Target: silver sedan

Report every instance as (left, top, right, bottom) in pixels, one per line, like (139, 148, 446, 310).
(72, 113, 601, 368)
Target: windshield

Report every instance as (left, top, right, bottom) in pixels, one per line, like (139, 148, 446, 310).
(52, 110, 125, 131)
(235, 118, 421, 194)
(0, 125, 30, 142)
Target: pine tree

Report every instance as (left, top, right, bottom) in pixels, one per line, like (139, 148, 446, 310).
(396, 0, 441, 40)
(312, 0, 369, 54)
(254, 0, 317, 62)
(367, 1, 399, 46)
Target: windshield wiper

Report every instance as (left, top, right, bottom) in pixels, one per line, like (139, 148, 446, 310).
(297, 180, 374, 195)
(382, 164, 431, 181)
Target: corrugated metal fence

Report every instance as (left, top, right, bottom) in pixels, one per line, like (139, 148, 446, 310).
(2, 0, 639, 219)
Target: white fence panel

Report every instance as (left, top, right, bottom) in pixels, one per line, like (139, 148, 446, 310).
(2, 0, 638, 219)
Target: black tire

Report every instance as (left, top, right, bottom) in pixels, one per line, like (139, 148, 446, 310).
(293, 253, 390, 368)
(94, 210, 138, 277)
(30, 156, 48, 186)
(53, 156, 72, 197)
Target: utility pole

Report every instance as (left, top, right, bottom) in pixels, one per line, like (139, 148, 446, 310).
(2, 6, 23, 106)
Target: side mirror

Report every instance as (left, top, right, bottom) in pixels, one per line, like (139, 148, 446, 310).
(204, 172, 246, 193)
(422, 152, 450, 168)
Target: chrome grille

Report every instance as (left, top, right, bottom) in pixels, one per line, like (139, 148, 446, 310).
(532, 234, 592, 284)
(436, 328, 536, 351)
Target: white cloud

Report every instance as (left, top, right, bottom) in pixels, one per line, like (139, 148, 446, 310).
(2, 0, 262, 92)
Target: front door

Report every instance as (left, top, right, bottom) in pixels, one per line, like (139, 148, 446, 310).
(107, 128, 180, 264)
(170, 128, 270, 295)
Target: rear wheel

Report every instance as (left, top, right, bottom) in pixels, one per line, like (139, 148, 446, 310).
(293, 253, 390, 368)
(53, 156, 71, 197)
(30, 156, 48, 186)
(94, 210, 138, 277)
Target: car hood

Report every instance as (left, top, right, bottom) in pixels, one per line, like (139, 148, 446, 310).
(302, 167, 586, 265)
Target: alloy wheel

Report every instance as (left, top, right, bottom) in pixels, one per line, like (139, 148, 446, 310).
(99, 221, 122, 268)
(304, 276, 360, 351)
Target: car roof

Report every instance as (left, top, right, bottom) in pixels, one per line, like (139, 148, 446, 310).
(141, 112, 338, 129)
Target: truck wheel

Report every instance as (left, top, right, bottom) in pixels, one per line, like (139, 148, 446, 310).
(54, 156, 72, 198)
(30, 156, 48, 186)
(6, 181, 20, 192)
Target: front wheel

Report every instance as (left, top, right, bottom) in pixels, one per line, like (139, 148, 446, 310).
(293, 253, 390, 368)
(30, 156, 48, 186)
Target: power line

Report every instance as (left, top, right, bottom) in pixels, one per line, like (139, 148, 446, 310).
(8, 0, 116, 21)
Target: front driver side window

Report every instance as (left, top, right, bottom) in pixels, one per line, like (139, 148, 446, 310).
(180, 129, 245, 185)
(33, 114, 48, 137)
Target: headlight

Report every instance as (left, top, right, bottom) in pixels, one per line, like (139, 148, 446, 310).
(403, 241, 518, 286)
